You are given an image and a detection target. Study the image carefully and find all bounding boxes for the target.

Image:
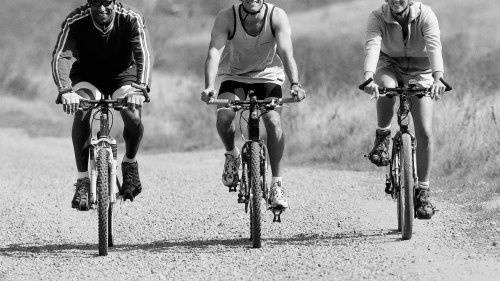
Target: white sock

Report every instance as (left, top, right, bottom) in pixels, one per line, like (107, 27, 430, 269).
(77, 171, 89, 179)
(226, 147, 240, 157)
(377, 125, 391, 131)
(123, 155, 136, 163)
(418, 181, 430, 190)
(272, 177, 282, 186)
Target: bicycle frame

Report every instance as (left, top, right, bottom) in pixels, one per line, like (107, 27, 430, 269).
(88, 103, 119, 207)
(80, 98, 127, 255)
(359, 77, 452, 240)
(389, 92, 418, 193)
(209, 94, 297, 247)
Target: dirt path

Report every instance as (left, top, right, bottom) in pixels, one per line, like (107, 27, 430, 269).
(0, 129, 499, 280)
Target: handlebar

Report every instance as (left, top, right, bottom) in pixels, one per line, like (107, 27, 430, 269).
(358, 77, 452, 92)
(55, 83, 151, 105)
(78, 98, 129, 111)
(208, 97, 298, 108)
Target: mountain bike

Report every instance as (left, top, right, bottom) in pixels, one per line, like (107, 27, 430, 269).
(209, 94, 298, 248)
(56, 85, 149, 256)
(359, 77, 452, 240)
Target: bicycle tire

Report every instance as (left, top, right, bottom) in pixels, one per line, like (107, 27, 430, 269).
(250, 141, 262, 248)
(108, 202, 114, 247)
(108, 176, 120, 247)
(96, 149, 110, 256)
(261, 144, 269, 205)
(401, 134, 414, 240)
(391, 141, 403, 232)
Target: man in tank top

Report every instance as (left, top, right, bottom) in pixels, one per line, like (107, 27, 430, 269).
(201, 0, 306, 210)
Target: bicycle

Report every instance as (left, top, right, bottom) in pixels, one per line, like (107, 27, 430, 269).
(56, 87, 149, 256)
(209, 93, 298, 248)
(358, 77, 452, 240)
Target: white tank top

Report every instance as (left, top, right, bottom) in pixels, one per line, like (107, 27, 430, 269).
(218, 3, 285, 85)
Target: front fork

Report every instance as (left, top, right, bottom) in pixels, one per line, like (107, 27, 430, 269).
(387, 132, 418, 197)
(89, 137, 118, 206)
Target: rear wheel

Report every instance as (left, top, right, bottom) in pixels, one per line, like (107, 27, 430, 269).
(250, 141, 262, 248)
(96, 149, 110, 256)
(401, 134, 414, 240)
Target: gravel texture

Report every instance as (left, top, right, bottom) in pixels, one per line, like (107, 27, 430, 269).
(1, 129, 499, 280)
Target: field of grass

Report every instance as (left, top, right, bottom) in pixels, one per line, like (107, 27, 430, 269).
(1, 0, 499, 223)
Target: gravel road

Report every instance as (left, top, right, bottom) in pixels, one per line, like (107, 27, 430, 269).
(1, 129, 499, 280)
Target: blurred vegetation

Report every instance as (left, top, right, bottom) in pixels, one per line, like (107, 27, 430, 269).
(1, 0, 500, 222)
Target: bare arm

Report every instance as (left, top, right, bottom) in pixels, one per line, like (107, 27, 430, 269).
(204, 8, 232, 90)
(272, 8, 299, 84)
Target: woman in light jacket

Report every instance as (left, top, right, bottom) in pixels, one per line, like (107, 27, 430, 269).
(361, 0, 447, 219)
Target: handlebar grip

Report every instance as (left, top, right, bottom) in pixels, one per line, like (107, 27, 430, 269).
(208, 99, 230, 105)
(358, 78, 374, 90)
(280, 97, 297, 104)
(55, 93, 62, 104)
(439, 78, 452, 91)
(143, 92, 150, 103)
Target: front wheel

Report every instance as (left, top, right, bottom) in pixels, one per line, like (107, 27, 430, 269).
(401, 134, 414, 240)
(96, 149, 110, 256)
(390, 142, 403, 232)
(250, 141, 262, 248)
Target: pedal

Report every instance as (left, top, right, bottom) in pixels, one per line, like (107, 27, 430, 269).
(272, 208, 284, 223)
(385, 174, 393, 195)
(228, 186, 237, 192)
(237, 193, 246, 203)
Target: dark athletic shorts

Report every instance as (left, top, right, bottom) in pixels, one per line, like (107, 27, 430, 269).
(70, 66, 137, 97)
(219, 81, 282, 100)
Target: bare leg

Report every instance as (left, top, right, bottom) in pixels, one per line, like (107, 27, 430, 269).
(374, 68, 398, 128)
(216, 92, 239, 151)
(120, 107, 144, 159)
(410, 96, 434, 182)
(72, 89, 95, 173)
(262, 109, 283, 177)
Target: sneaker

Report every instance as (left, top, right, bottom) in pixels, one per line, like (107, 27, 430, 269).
(222, 153, 241, 187)
(121, 161, 142, 202)
(415, 189, 435, 219)
(71, 178, 91, 211)
(269, 181, 289, 209)
(368, 129, 391, 166)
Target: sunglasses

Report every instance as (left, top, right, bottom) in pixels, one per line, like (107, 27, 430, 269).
(88, 1, 114, 8)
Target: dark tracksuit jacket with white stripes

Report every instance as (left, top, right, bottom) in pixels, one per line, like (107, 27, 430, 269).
(51, 2, 153, 95)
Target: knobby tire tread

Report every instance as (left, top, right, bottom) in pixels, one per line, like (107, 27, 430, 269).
(97, 149, 110, 255)
(250, 142, 262, 248)
(401, 134, 414, 240)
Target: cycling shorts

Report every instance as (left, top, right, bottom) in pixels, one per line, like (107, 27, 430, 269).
(377, 52, 434, 88)
(218, 80, 282, 100)
(73, 82, 133, 100)
(70, 66, 137, 97)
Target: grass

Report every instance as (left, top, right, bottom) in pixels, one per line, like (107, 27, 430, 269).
(1, 0, 499, 226)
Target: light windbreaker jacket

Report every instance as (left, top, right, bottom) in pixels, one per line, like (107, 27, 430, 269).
(364, 1, 444, 75)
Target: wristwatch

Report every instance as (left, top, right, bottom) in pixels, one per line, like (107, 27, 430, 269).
(58, 87, 73, 94)
(131, 82, 149, 93)
(290, 82, 302, 89)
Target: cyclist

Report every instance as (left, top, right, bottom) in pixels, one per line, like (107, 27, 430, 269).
(51, 0, 153, 210)
(200, 0, 306, 209)
(361, 0, 447, 219)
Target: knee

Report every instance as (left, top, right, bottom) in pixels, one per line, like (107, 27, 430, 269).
(73, 111, 92, 124)
(216, 110, 234, 127)
(122, 110, 142, 129)
(417, 130, 433, 145)
(263, 114, 282, 130)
